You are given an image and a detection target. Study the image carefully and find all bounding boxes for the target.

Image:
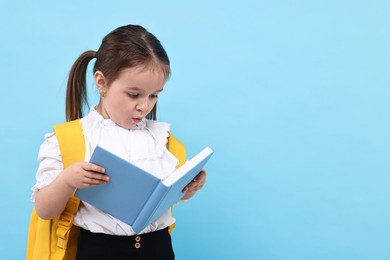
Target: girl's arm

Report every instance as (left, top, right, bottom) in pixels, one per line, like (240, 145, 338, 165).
(181, 169, 207, 200)
(34, 162, 108, 220)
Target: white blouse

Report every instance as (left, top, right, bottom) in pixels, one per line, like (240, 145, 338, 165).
(32, 106, 180, 235)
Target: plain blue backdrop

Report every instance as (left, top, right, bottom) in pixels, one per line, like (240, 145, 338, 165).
(1, 1, 389, 259)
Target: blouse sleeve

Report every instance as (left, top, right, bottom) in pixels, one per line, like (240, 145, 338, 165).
(31, 132, 63, 201)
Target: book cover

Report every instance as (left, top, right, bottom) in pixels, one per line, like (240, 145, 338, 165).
(75, 145, 214, 233)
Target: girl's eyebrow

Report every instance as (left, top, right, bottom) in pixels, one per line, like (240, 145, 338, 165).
(126, 87, 164, 93)
(126, 87, 142, 91)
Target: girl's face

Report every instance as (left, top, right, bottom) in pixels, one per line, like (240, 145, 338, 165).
(95, 66, 166, 129)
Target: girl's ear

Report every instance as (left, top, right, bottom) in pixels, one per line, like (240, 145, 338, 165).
(94, 71, 107, 92)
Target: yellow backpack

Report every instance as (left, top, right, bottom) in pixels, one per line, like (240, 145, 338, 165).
(26, 119, 186, 260)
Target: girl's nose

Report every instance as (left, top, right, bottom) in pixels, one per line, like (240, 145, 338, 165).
(136, 98, 149, 112)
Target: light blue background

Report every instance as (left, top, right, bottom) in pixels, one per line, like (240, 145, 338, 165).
(1, 1, 389, 259)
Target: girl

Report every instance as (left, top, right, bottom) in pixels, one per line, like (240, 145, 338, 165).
(32, 24, 206, 259)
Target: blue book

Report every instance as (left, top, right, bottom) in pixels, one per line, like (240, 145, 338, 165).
(75, 145, 214, 233)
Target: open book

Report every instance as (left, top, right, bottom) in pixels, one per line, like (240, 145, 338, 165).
(75, 145, 214, 233)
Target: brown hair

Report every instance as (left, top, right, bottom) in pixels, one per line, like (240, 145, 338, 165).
(66, 25, 170, 121)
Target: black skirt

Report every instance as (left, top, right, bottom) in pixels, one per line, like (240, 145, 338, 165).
(76, 227, 175, 260)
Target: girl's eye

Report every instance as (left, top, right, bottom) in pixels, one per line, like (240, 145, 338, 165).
(150, 94, 159, 99)
(127, 93, 139, 98)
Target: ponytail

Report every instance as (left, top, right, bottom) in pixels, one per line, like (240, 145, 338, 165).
(66, 51, 96, 121)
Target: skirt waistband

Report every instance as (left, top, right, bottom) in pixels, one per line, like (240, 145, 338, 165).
(79, 227, 169, 243)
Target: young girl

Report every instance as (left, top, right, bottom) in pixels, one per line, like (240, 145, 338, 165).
(32, 24, 206, 259)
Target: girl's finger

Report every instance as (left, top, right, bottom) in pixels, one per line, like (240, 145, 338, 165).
(90, 172, 110, 182)
(81, 162, 105, 174)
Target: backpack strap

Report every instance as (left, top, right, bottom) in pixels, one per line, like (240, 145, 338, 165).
(54, 119, 86, 169)
(52, 119, 85, 259)
(167, 133, 186, 167)
(166, 133, 186, 233)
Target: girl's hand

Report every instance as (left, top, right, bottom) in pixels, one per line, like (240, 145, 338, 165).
(181, 169, 207, 200)
(35, 162, 109, 219)
(61, 162, 109, 189)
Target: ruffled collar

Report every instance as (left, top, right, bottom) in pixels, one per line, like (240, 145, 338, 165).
(81, 106, 178, 173)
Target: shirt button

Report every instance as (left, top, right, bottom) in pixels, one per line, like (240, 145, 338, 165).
(135, 242, 141, 249)
(135, 236, 141, 242)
